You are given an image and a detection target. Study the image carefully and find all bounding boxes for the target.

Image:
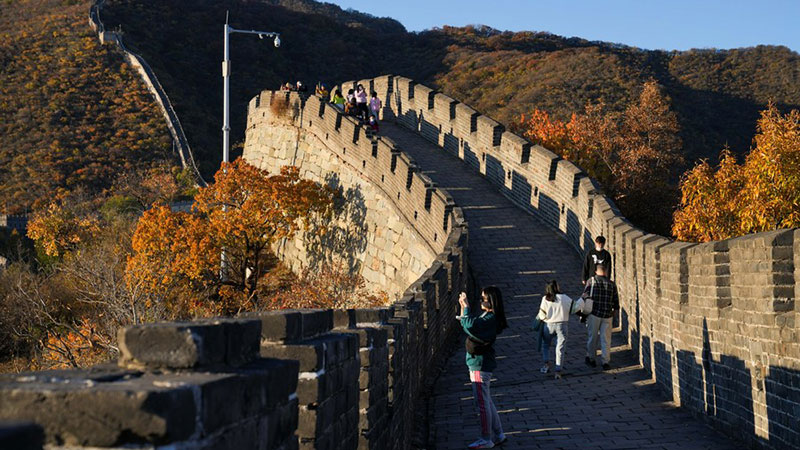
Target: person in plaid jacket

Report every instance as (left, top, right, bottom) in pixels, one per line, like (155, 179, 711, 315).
(582, 263, 619, 370)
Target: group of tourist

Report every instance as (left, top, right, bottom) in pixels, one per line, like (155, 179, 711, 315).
(328, 83, 383, 133)
(280, 80, 308, 92)
(281, 81, 384, 133)
(459, 235, 617, 449)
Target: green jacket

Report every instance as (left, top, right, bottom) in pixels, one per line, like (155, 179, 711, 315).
(461, 307, 497, 372)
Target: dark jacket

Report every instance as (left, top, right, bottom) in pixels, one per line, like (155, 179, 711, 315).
(461, 307, 497, 372)
(582, 275, 619, 319)
(582, 248, 612, 282)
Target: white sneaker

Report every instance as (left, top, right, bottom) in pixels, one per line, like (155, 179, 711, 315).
(468, 438, 495, 449)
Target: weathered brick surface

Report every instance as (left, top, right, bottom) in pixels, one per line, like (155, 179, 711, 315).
(5, 75, 800, 450)
(330, 74, 799, 449)
(0, 358, 299, 448)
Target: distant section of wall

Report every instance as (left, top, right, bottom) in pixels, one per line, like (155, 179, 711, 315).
(0, 83, 470, 450)
(243, 97, 435, 300)
(336, 74, 800, 449)
(89, 0, 206, 186)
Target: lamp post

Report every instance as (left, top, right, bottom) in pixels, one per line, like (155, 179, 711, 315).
(220, 16, 280, 280)
(222, 18, 280, 163)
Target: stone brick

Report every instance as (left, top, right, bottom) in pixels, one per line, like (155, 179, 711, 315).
(245, 310, 303, 343)
(118, 321, 226, 370)
(0, 371, 198, 446)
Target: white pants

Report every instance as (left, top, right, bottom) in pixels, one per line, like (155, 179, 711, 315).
(586, 314, 613, 364)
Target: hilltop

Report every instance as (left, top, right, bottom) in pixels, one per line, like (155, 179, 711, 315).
(0, 0, 176, 214)
(3, 0, 799, 209)
(100, 0, 800, 176)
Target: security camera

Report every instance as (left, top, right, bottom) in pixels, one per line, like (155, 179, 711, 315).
(274, 36, 280, 48)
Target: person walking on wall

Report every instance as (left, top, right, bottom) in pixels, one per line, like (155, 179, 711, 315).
(582, 235, 612, 284)
(537, 280, 575, 378)
(369, 91, 382, 120)
(583, 264, 619, 370)
(355, 84, 369, 121)
(459, 287, 508, 449)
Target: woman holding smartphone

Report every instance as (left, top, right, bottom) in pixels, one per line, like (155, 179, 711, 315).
(459, 287, 508, 449)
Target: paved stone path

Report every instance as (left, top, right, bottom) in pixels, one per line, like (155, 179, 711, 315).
(381, 123, 741, 450)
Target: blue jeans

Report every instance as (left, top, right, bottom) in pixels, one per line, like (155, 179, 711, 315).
(540, 322, 568, 370)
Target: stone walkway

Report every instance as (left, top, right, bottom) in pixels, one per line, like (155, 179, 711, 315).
(381, 123, 741, 450)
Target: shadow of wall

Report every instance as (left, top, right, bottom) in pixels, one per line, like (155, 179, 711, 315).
(302, 172, 369, 274)
(337, 74, 800, 449)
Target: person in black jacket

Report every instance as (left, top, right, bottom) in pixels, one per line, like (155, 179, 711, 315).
(582, 235, 612, 284)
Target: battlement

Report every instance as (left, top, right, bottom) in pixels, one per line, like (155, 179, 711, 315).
(3, 73, 799, 449)
(0, 299, 469, 449)
(333, 74, 800, 449)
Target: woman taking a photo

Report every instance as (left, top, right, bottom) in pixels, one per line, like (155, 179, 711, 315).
(459, 286, 508, 449)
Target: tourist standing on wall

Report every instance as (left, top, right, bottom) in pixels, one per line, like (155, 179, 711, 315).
(355, 84, 369, 120)
(460, 287, 508, 449)
(330, 89, 345, 109)
(369, 91, 382, 120)
(582, 235, 612, 284)
(537, 280, 576, 378)
(583, 264, 619, 370)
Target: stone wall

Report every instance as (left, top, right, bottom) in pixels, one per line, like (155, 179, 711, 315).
(0, 283, 469, 450)
(243, 95, 436, 300)
(0, 81, 470, 450)
(337, 74, 800, 449)
(88, 0, 206, 186)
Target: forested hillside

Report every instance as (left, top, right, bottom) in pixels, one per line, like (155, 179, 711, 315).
(101, 0, 800, 175)
(3, 0, 799, 211)
(0, 0, 176, 214)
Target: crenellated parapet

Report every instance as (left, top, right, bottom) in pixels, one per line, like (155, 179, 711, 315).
(338, 74, 800, 449)
(2, 71, 799, 449)
(244, 90, 465, 302)
(0, 85, 471, 450)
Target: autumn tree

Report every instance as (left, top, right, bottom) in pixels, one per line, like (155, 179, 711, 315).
(614, 81, 684, 230)
(27, 201, 100, 258)
(673, 104, 800, 242)
(263, 263, 387, 310)
(8, 201, 150, 370)
(519, 80, 683, 234)
(126, 160, 336, 317)
(672, 150, 745, 242)
(740, 105, 800, 232)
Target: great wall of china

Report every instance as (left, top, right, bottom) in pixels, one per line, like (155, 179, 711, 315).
(0, 73, 798, 449)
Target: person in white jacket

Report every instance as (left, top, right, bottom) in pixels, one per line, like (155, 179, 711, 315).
(538, 280, 574, 377)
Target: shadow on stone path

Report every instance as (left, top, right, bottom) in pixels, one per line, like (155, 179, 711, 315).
(380, 123, 741, 450)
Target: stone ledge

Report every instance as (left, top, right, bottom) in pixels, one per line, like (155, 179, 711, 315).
(0, 358, 298, 447)
(118, 318, 261, 370)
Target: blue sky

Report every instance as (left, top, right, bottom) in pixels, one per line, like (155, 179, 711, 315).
(327, 0, 799, 52)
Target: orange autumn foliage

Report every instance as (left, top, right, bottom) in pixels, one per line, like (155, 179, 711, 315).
(27, 202, 100, 258)
(126, 160, 336, 318)
(673, 105, 800, 242)
(263, 263, 387, 310)
(41, 317, 112, 369)
(519, 81, 683, 234)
